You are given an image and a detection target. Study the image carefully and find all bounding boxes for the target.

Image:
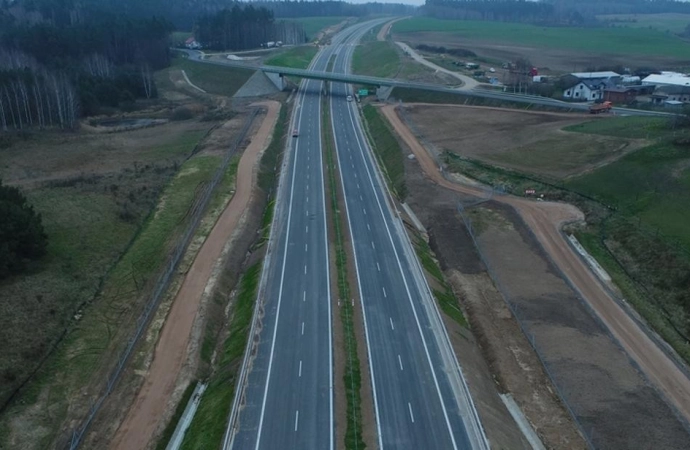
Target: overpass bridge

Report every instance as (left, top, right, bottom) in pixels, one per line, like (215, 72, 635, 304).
(178, 50, 676, 118)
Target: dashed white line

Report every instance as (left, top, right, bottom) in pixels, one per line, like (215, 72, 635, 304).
(408, 403, 415, 423)
(299, 360, 303, 377)
(363, 209, 366, 215)
(304, 265, 307, 274)
(303, 291, 306, 302)
(306, 225, 309, 233)
(360, 195, 363, 200)
(302, 322, 305, 334)
(377, 262, 381, 271)
(398, 354, 404, 371)
(390, 317, 395, 330)
(305, 243, 308, 252)
(371, 241, 375, 250)
(382, 287, 387, 298)
(294, 410, 300, 431)
(367, 223, 370, 230)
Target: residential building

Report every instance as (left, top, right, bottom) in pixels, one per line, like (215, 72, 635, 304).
(650, 86, 690, 106)
(563, 80, 610, 101)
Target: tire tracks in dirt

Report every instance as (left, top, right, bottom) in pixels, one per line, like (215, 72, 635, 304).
(380, 103, 690, 427)
(110, 101, 280, 450)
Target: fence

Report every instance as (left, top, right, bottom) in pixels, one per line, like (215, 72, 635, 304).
(66, 108, 260, 449)
(457, 203, 596, 450)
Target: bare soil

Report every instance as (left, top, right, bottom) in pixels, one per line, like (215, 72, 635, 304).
(107, 101, 280, 450)
(382, 103, 690, 448)
(404, 104, 648, 179)
(401, 140, 581, 448)
(396, 31, 689, 73)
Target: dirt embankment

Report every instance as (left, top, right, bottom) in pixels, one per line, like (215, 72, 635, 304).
(108, 101, 280, 450)
(381, 103, 690, 446)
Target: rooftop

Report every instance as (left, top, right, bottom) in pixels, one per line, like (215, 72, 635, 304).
(571, 71, 620, 79)
(642, 72, 690, 87)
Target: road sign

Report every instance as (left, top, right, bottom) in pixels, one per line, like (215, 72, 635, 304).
(358, 89, 369, 96)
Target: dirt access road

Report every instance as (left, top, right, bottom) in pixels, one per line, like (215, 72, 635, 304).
(376, 17, 479, 90)
(380, 104, 690, 426)
(110, 101, 280, 450)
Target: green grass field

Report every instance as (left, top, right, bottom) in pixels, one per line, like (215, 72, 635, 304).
(567, 141, 690, 249)
(353, 41, 400, 78)
(265, 45, 318, 69)
(393, 17, 690, 59)
(287, 16, 347, 40)
(597, 13, 690, 33)
(564, 116, 671, 139)
(170, 57, 254, 96)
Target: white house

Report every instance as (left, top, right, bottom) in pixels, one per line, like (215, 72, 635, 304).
(563, 80, 609, 101)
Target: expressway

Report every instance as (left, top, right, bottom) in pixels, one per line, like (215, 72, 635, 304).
(226, 22, 382, 450)
(328, 26, 488, 449)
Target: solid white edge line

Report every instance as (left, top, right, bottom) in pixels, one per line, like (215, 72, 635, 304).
(253, 78, 307, 450)
(329, 47, 385, 450)
(343, 67, 460, 449)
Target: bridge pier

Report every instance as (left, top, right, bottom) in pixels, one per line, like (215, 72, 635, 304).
(264, 72, 286, 91)
(376, 86, 393, 102)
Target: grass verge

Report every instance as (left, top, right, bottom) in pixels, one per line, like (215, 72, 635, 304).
(352, 41, 399, 78)
(265, 45, 319, 69)
(360, 105, 407, 199)
(170, 57, 254, 96)
(288, 16, 347, 41)
(323, 97, 365, 449)
(179, 263, 261, 450)
(412, 233, 467, 327)
(177, 103, 288, 449)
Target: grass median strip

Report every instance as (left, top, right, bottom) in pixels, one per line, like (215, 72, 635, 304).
(323, 97, 366, 449)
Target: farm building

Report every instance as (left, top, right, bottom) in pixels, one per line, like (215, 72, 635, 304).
(642, 72, 690, 88)
(649, 86, 690, 106)
(570, 71, 620, 80)
(604, 87, 636, 104)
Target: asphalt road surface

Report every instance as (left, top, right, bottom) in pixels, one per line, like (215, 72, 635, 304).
(328, 26, 488, 450)
(227, 22, 380, 450)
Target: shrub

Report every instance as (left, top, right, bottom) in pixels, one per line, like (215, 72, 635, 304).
(0, 180, 48, 278)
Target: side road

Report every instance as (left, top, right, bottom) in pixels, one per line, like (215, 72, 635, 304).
(380, 103, 690, 427)
(110, 101, 280, 450)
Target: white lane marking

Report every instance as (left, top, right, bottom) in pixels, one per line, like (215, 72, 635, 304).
(371, 241, 375, 250)
(294, 410, 300, 431)
(299, 360, 303, 377)
(307, 184, 309, 191)
(302, 322, 305, 334)
(306, 225, 309, 233)
(408, 403, 415, 423)
(304, 265, 307, 274)
(357, 183, 360, 189)
(360, 195, 363, 201)
(362, 209, 366, 215)
(354, 173, 357, 178)
(305, 243, 308, 252)
(254, 80, 307, 450)
(382, 287, 387, 298)
(307, 196, 309, 203)
(390, 317, 395, 330)
(377, 262, 381, 272)
(367, 223, 370, 230)
(344, 88, 461, 449)
(398, 355, 404, 371)
(303, 291, 306, 302)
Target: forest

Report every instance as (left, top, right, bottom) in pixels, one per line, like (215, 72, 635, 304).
(195, 6, 307, 51)
(0, 1, 172, 130)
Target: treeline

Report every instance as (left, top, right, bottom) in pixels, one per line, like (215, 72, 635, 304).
(195, 5, 306, 51)
(252, 1, 415, 19)
(423, 0, 690, 25)
(0, 2, 172, 129)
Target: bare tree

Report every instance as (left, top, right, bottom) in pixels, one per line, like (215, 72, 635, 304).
(140, 63, 153, 99)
